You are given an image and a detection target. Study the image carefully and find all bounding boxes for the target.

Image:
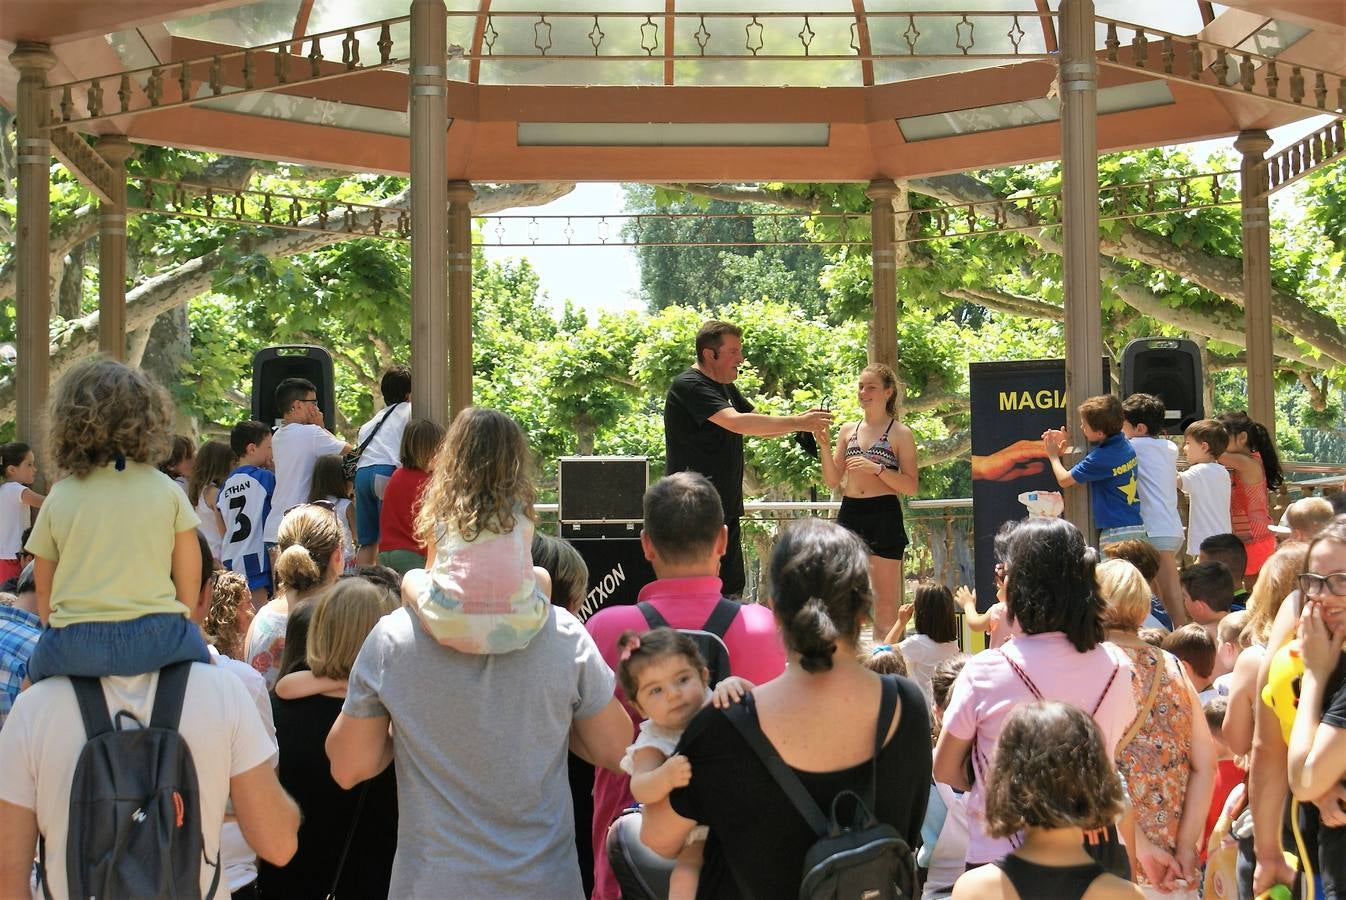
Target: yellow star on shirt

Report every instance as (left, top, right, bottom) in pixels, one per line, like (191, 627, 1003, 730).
(1120, 472, 1139, 505)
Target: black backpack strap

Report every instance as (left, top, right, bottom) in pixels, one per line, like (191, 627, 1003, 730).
(354, 402, 402, 457)
(863, 677, 900, 811)
(700, 597, 740, 638)
(725, 696, 830, 837)
(149, 661, 193, 730)
(69, 676, 114, 739)
(637, 602, 668, 630)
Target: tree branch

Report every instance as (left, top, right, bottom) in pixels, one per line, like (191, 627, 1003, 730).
(909, 172, 1346, 366)
(653, 182, 824, 212)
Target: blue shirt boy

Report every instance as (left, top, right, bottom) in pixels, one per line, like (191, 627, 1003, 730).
(1069, 432, 1144, 530)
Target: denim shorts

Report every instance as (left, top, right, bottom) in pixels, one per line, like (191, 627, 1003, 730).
(1144, 533, 1184, 553)
(354, 464, 396, 546)
(25, 612, 211, 682)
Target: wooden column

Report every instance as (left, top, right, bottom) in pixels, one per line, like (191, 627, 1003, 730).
(1236, 129, 1276, 440)
(97, 135, 135, 361)
(1059, 0, 1102, 538)
(10, 43, 56, 466)
(866, 178, 899, 373)
(409, 0, 449, 425)
(448, 180, 475, 417)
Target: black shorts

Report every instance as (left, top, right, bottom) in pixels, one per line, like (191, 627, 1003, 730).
(836, 495, 909, 561)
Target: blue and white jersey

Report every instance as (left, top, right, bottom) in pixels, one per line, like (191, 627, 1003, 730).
(219, 465, 275, 590)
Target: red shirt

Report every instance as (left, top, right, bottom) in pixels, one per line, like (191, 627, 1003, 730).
(377, 467, 430, 556)
(1203, 758, 1246, 860)
(583, 576, 787, 900)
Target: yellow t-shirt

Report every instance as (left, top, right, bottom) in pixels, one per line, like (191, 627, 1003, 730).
(25, 461, 201, 627)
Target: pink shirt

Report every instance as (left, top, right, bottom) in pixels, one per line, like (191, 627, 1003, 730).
(943, 633, 1136, 864)
(584, 576, 787, 900)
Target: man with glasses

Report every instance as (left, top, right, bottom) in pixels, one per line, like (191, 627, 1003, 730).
(262, 378, 351, 547)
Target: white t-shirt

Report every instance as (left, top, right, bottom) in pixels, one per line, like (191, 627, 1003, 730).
(1131, 436, 1183, 539)
(355, 403, 410, 471)
(0, 663, 276, 900)
(209, 647, 278, 892)
(1178, 461, 1233, 556)
(0, 480, 28, 559)
(264, 423, 347, 542)
(896, 633, 962, 709)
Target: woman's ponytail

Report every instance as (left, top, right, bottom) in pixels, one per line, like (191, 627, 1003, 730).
(274, 544, 322, 593)
(1249, 421, 1284, 491)
(788, 597, 840, 673)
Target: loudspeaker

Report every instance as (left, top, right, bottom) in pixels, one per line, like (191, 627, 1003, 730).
(251, 346, 336, 431)
(1120, 338, 1204, 429)
(558, 457, 648, 526)
(567, 536, 657, 621)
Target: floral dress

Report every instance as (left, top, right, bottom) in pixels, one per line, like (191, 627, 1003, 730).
(1117, 644, 1194, 867)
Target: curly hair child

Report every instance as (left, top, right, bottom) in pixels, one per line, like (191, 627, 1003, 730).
(24, 357, 209, 682)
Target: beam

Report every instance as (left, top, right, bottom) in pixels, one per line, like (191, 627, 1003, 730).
(410, 0, 450, 426)
(449, 181, 476, 417)
(1236, 129, 1276, 441)
(1060, 0, 1101, 538)
(97, 135, 135, 361)
(10, 42, 57, 473)
(866, 179, 899, 374)
(49, 127, 116, 203)
(1266, 117, 1346, 194)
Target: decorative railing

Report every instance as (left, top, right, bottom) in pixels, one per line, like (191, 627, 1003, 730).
(451, 9, 1054, 62)
(1097, 17, 1346, 116)
(1265, 118, 1346, 194)
(129, 169, 1239, 247)
(43, 16, 410, 128)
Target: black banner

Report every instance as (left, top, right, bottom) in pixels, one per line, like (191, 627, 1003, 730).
(566, 536, 657, 621)
(969, 360, 1106, 611)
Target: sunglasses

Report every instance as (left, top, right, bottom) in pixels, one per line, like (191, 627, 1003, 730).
(282, 498, 337, 518)
(1299, 572, 1346, 598)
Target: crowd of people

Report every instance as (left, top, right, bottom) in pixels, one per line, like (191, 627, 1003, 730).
(0, 319, 1343, 900)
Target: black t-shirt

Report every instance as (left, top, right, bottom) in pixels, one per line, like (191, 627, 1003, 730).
(1314, 658, 1346, 895)
(664, 368, 754, 518)
(669, 676, 931, 900)
(258, 694, 399, 900)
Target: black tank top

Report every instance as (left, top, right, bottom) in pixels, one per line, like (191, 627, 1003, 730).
(992, 854, 1106, 900)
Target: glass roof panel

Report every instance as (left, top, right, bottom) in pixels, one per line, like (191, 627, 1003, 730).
(479, 60, 664, 87)
(163, 0, 302, 46)
(196, 92, 413, 136)
(1089, 0, 1207, 36)
(672, 58, 863, 87)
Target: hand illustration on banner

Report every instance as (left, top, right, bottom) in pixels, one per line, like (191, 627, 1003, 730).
(971, 439, 1049, 482)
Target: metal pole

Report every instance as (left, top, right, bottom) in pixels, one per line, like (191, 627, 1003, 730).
(1059, 0, 1101, 538)
(10, 43, 56, 472)
(866, 178, 899, 373)
(97, 135, 135, 362)
(448, 180, 475, 417)
(1236, 129, 1276, 440)
(409, 0, 449, 425)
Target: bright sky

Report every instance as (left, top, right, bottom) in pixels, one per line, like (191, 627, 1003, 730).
(484, 115, 1337, 321)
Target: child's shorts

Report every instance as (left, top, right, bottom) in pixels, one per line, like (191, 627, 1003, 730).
(1144, 534, 1184, 553)
(354, 464, 396, 546)
(1245, 535, 1277, 575)
(25, 612, 211, 682)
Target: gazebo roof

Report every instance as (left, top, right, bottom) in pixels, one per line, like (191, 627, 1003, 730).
(2, 0, 1343, 181)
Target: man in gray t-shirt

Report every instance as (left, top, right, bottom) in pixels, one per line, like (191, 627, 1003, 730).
(329, 604, 629, 898)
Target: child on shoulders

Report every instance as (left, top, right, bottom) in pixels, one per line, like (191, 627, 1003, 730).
(24, 358, 207, 681)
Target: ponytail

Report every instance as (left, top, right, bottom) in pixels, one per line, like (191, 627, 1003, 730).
(274, 505, 343, 594)
(274, 544, 323, 593)
(1248, 422, 1284, 491)
(788, 597, 841, 673)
